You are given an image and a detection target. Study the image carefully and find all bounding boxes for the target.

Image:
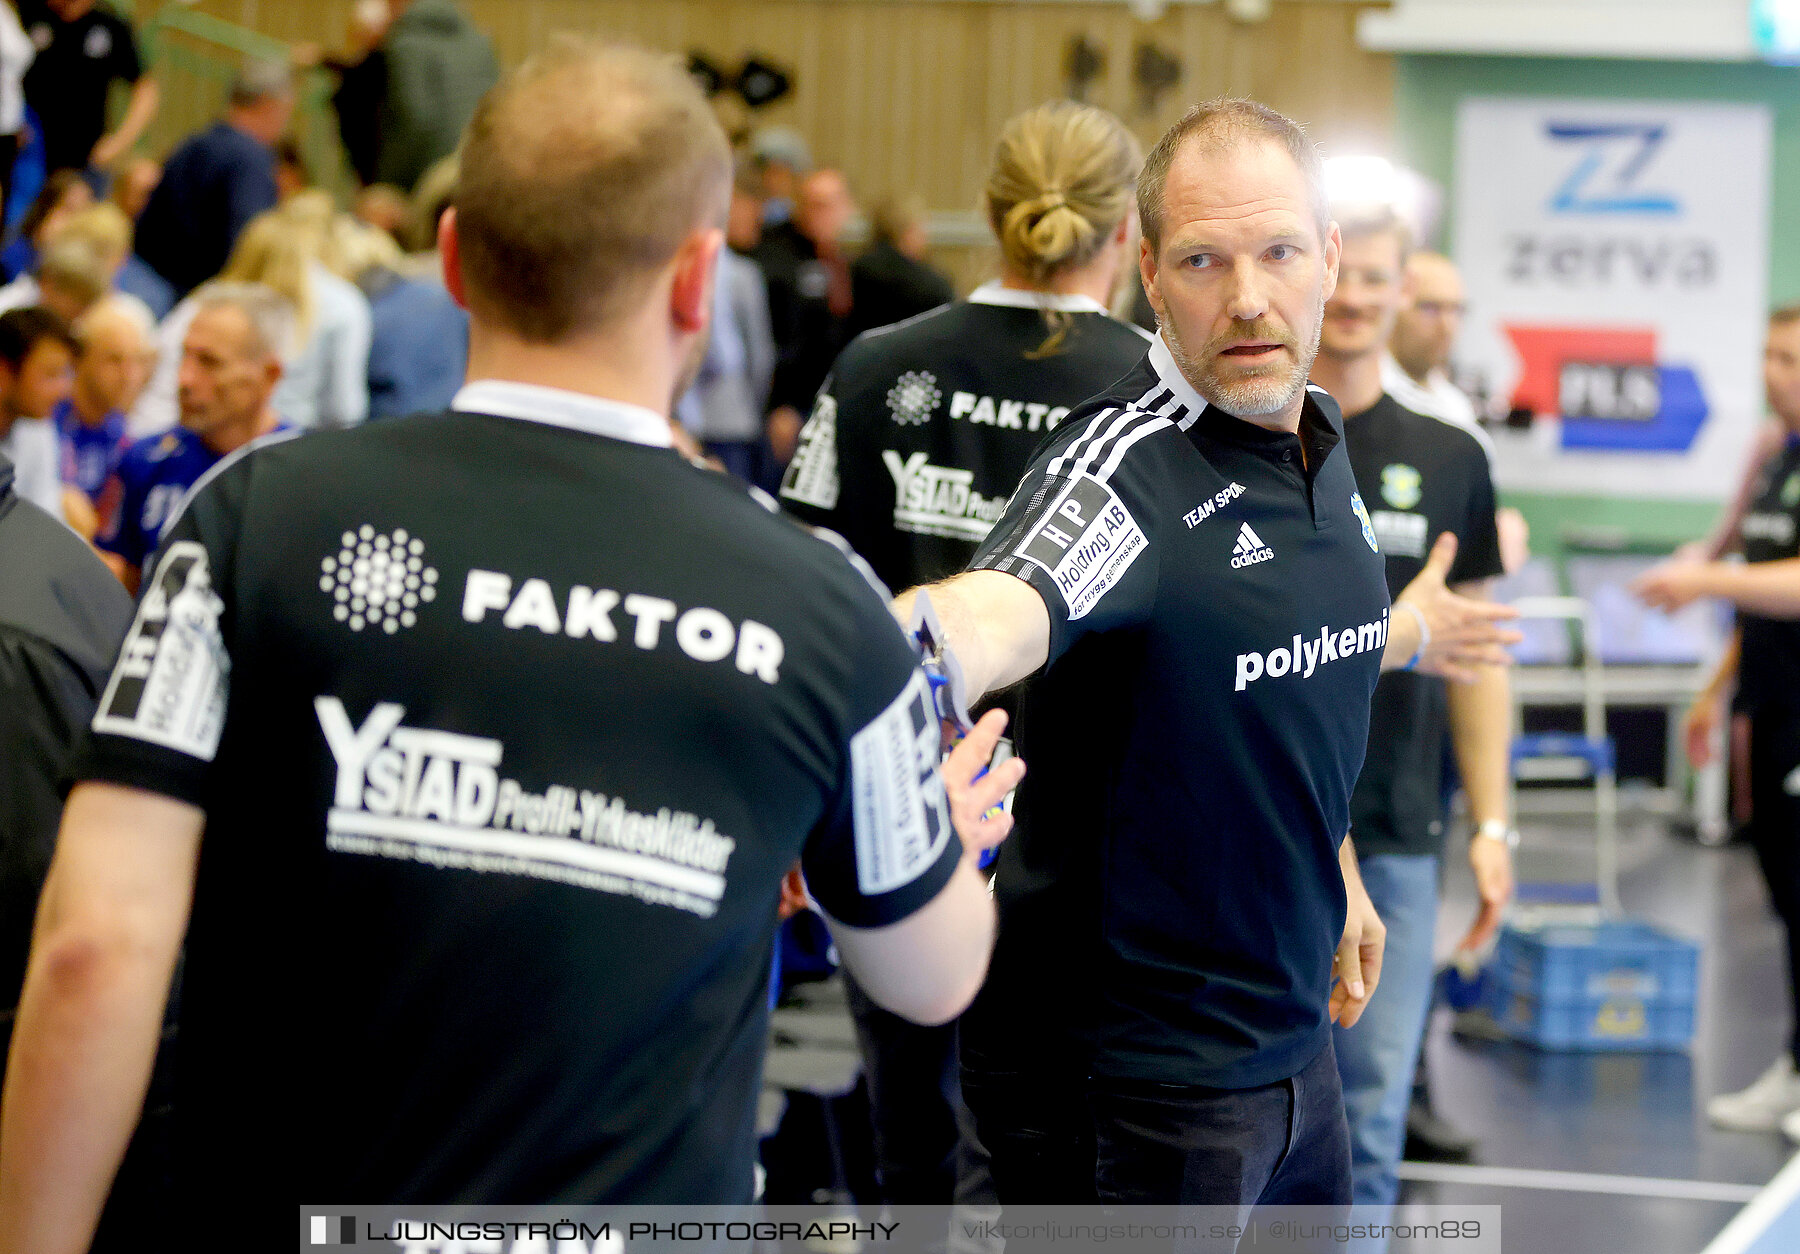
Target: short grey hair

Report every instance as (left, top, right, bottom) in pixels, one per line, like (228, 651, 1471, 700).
(230, 57, 294, 108)
(188, 281, 297, 364)
(1137, 98, 1328, 255)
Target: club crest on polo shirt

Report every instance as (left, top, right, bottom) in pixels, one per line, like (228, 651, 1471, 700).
(320, 524, 439, 634)
(1351, 492, 1380, 553)
(1380, 463, 1422, 511)
(886, 370, 942, 426)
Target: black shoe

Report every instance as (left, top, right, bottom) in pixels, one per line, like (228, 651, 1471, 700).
(1404, 1098, 1478, 1162)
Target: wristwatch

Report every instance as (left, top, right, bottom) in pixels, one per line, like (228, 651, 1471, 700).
(1475, 819, 1520, 849)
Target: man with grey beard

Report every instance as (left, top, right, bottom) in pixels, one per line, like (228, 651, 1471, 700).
(891, 98, 1520, 1205)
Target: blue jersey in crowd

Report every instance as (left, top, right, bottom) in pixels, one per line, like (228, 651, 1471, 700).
(55, 400, 128, 502)
(97, 425, 289, 571)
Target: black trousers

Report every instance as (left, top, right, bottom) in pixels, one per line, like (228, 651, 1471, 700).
(963, 1037, 1352, 1208)
(1750, 706, 1800, 1069)
(844, 974, 994, 1207)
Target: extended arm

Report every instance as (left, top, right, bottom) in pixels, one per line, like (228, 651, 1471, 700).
(891, 570, 1051, 704)
(1446, 578, 1515, 950)
(0, 783, 201, 1254)
(1384, 532, 1522, 682)
(89, 78, 160, 170)
(823, 709, 1024, 1025)
(1635, 557, 1800, 620)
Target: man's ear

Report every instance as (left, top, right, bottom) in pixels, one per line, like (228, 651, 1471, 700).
(1321, 221, 1343, 305)
(671, 227, 724, 335)
(438, 207, 467, 310)
(1139, 235, 1163, 322)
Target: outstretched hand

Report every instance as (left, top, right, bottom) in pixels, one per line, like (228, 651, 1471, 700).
(1397, 533, 1523, 684)
(940, 709, 1025, 860)
(1631, 560, 1714, 614)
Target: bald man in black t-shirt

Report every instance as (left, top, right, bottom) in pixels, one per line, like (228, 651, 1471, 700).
(0, 42, 1021, 1246)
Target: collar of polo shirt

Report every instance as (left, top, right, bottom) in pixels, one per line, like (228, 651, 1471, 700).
(967, 281, 1110, 315)
(1148, 331, 1339, 472)
(1147, 333, 1211, 421)
(451, 380, 675, 449)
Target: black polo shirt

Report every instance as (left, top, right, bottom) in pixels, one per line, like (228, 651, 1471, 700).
(1736, 435, 1800, 716)
(779, 282, 1152, 591)
(72, 381, 962, 1213)
(1342, 393, 1504, 860)
(21, 0, 143, 174)
(959, 335, 1391, 1090)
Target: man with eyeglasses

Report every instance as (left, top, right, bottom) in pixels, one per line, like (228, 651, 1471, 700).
(1381, 252, 1488, 456)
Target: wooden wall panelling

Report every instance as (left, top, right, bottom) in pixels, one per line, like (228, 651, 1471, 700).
(146, 1, 1393, 294)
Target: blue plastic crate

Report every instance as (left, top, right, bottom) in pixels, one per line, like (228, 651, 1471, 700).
(1487, 920, 1699, 1051)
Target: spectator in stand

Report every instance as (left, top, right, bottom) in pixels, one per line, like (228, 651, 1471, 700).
(395, 152, 456, 282)
(55, 295, 151, 530)
(374, 0, 497, 191)
(0, 232, 111, 322)
(749, 125, 810, 228)
(726, 160, 763, 254)
(755, 166, 858, 479)
(273, 136, 310, 201)
(317, 0, 394, 188)
(0, 169, 90, 282)
(19, 0, 158, 178)
(327, 215, 464, 420)
(134, 197, 370, 435)
(262, 192, 371, 429)
(98, 283, 290, 592)
(61, 198, 175, 319)
(0, 306, 72, 517)
(0, 202, 162, 323)
(353, 182, 409, 240)
(108, 154, 157, 220)
(134, 58, 294, 298)
(0, 1, 34, 217)
(674, 238, 774, 483)
(848, 194, 953, 339)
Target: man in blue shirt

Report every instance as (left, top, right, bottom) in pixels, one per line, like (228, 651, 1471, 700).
(133, 60, 293, 298)
(57, 296, 150, 509)
(98, 283, 289, 591)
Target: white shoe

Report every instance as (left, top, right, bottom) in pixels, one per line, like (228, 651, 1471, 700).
(1781, 1105, 1800, 1144)
(1709, 1057, 1800, 1131)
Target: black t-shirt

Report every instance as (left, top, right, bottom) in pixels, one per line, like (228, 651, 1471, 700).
(21, 1, 142, 174)
(1736, 436, 1800, 715)
(846, 240, 954, 342)
(779, 285, 1152, 592)
(1341, 393, 1505, 859)
(753, 221, 853, 415)
(958, 336, 1391, 1090)
(72, 384, 962, 1213)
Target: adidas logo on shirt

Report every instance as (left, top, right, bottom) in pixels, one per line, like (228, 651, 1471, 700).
(1230, 522, 1275, 569)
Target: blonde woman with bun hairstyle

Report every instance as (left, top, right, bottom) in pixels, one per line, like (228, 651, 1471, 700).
(776, 99, 1151, 1210)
